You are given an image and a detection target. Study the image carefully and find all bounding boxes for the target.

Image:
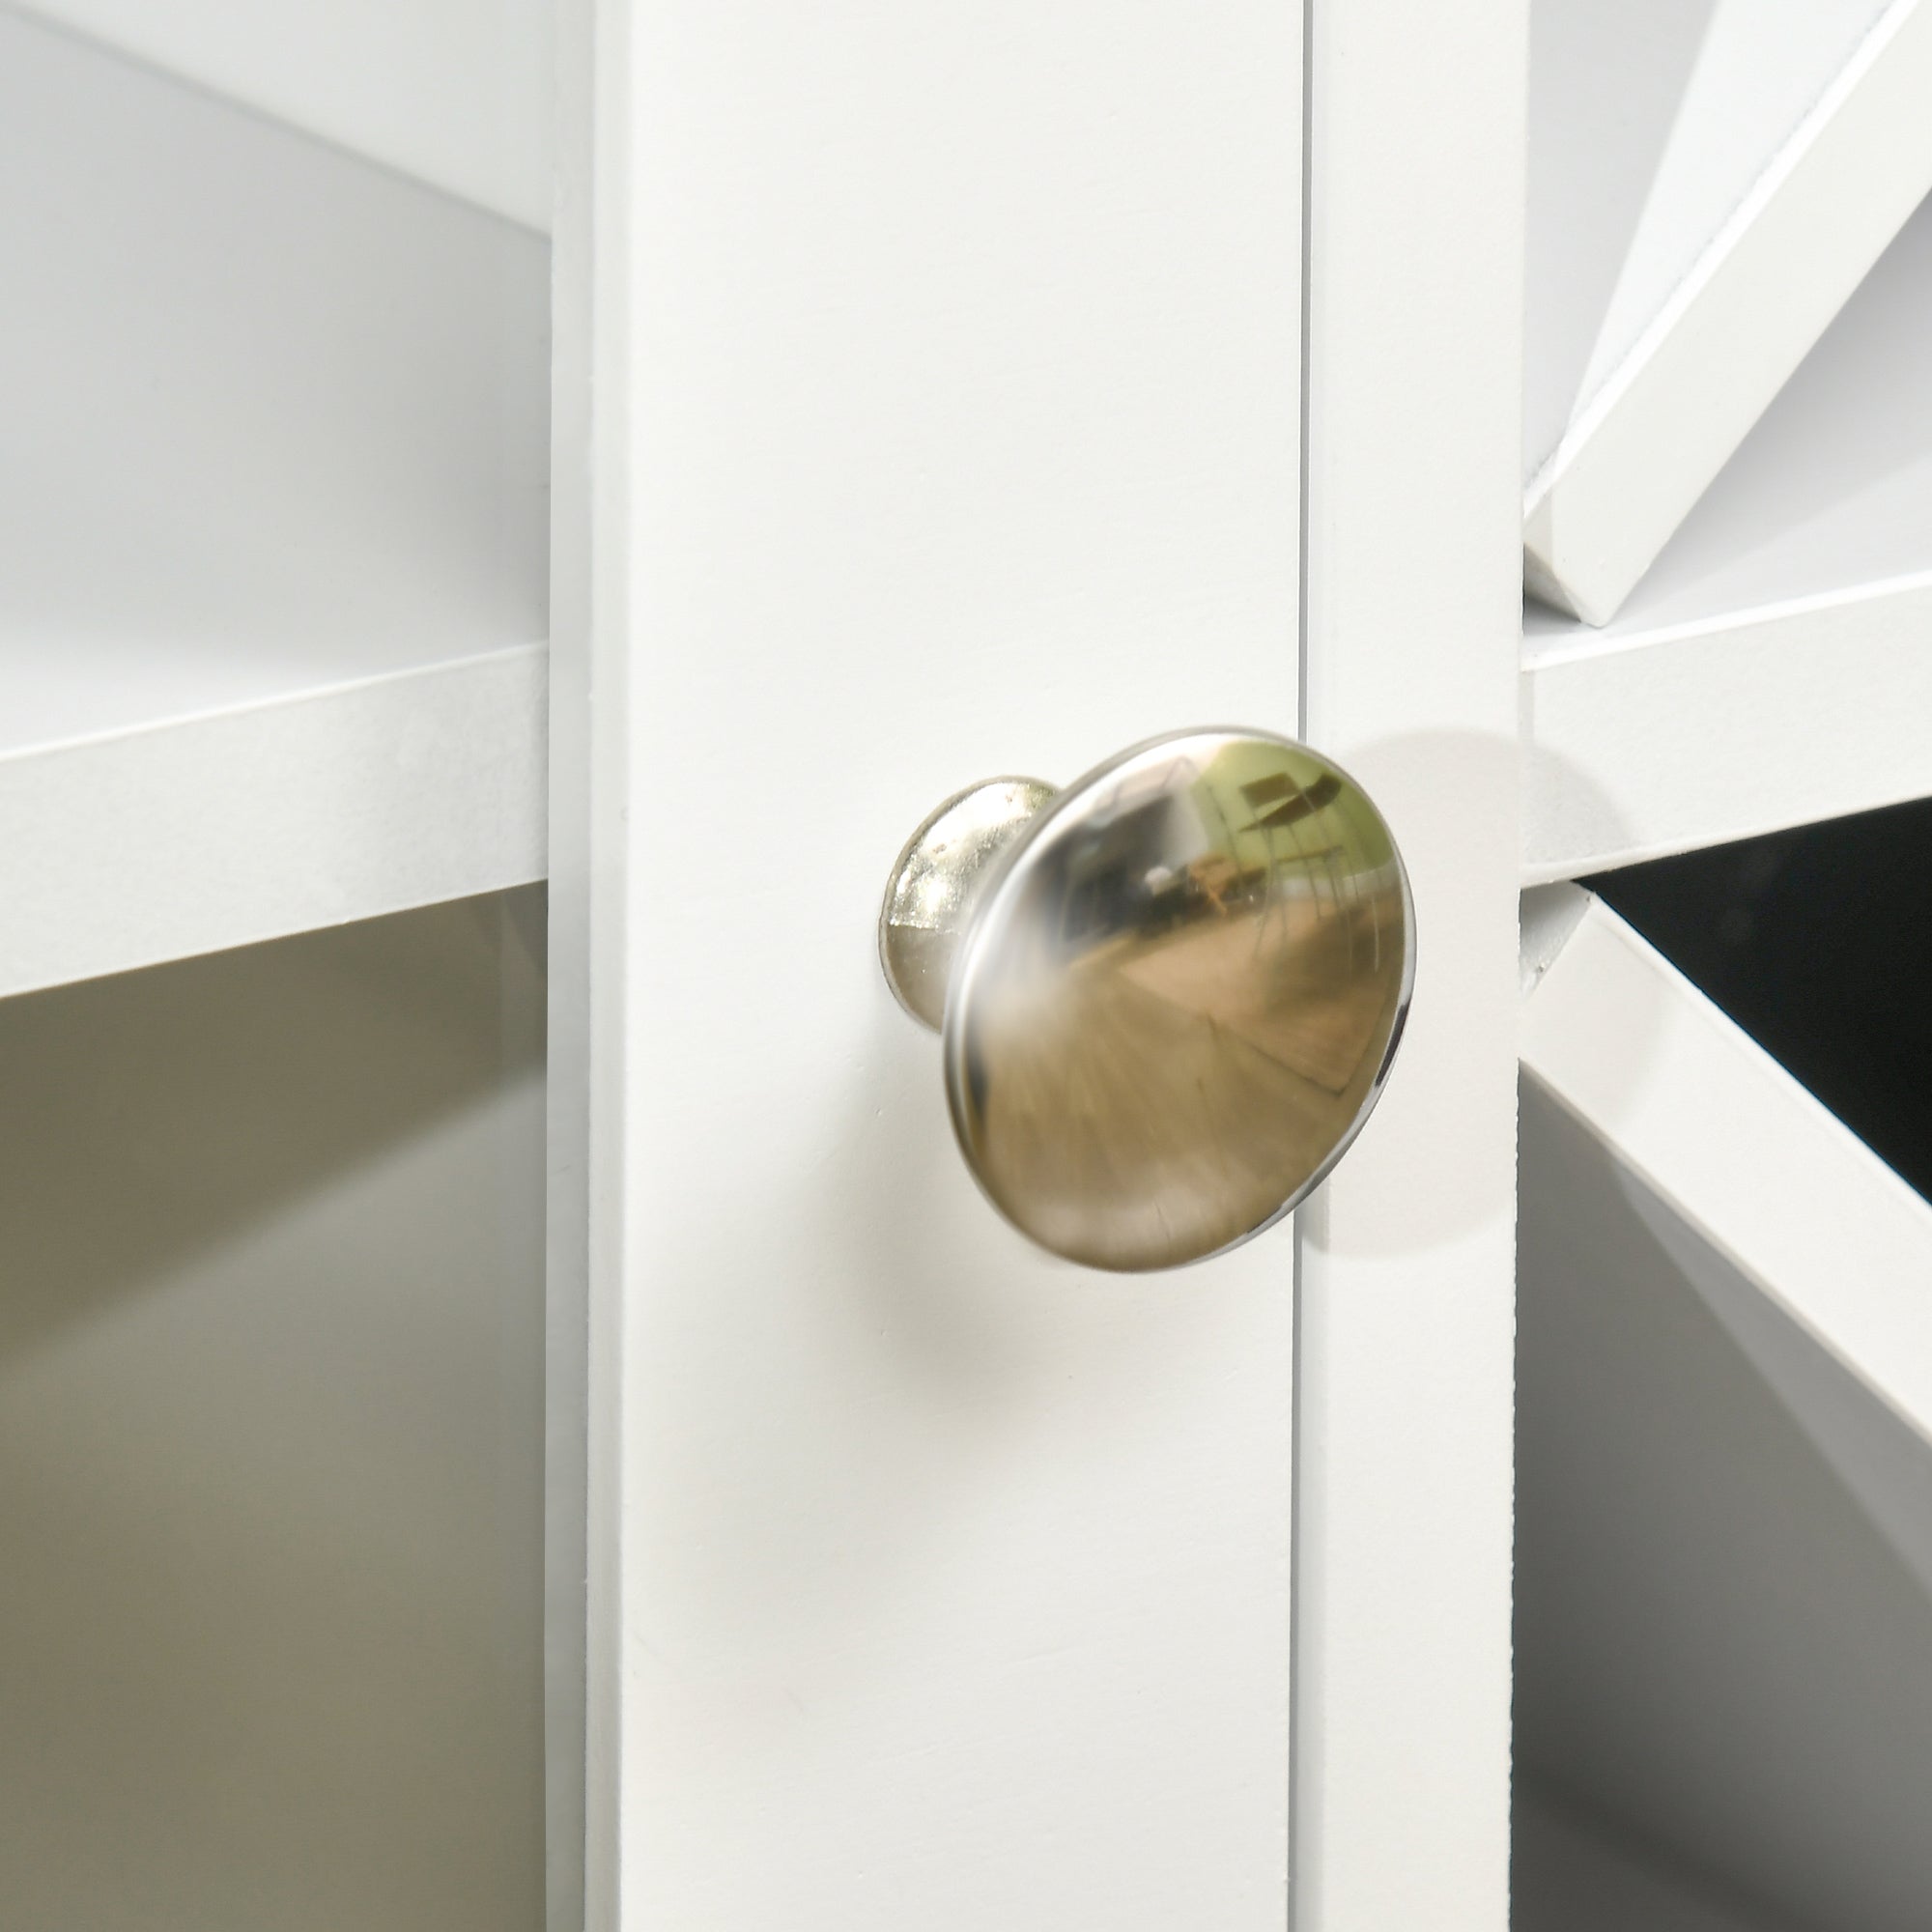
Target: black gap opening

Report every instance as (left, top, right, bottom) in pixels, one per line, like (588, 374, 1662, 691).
(1589, 794, 1932, 1203)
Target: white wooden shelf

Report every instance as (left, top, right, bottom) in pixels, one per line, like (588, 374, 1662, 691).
(0, 12, 549, 1000)
(1522, 195, 1932, 882)
(1524, 0, 1932, 625)
(1518, 890, 1932, 1932)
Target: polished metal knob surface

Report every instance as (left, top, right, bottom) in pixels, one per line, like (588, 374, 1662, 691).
(880, 728, 1415, 1271)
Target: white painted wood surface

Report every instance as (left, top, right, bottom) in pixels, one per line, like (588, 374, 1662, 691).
(555, 0, 1307, 1924)
(0, 895, 548, 1929)
(1523, 196, 1932, 879)
(0, 649, 546, 1000)
(1295, 0, 1525, 1926)
(1520, 892, 1932, 1931)
(14, 0, 554, 231)
(1522, 588, 1932, 881)
(1525, 0, 1932, 623)
(1524, 892, 1932, 1483)
(0, 15, 548, 996)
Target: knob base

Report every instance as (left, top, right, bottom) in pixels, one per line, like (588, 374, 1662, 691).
(878, 777, 1055, 1029)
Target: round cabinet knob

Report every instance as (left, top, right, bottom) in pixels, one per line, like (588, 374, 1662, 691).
(879, 728, 1415, 1271)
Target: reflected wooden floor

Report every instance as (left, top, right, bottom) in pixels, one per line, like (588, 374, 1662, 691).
(1119, 896, 1397, 1094)
(968, 896, 1404, 1271)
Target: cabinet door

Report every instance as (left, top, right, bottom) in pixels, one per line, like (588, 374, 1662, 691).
(549, 3, 1524, 1926)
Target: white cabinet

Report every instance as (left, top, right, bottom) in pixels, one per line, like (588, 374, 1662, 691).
(6, 0, 1930, 1927)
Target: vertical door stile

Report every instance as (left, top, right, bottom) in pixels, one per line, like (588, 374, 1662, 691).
(1294, 2, 1528, 1927)
(558, 0, 1311, 1926)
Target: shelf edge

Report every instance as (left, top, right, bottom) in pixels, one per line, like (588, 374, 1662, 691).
(1522, 579, 1932, 881)
(0, 643, 547, 1001)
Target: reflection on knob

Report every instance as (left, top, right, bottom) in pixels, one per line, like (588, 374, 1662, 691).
(879, 728, 1414, 1271)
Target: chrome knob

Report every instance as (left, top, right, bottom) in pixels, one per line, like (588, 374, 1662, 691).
(879, 728, 1415, 1271)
